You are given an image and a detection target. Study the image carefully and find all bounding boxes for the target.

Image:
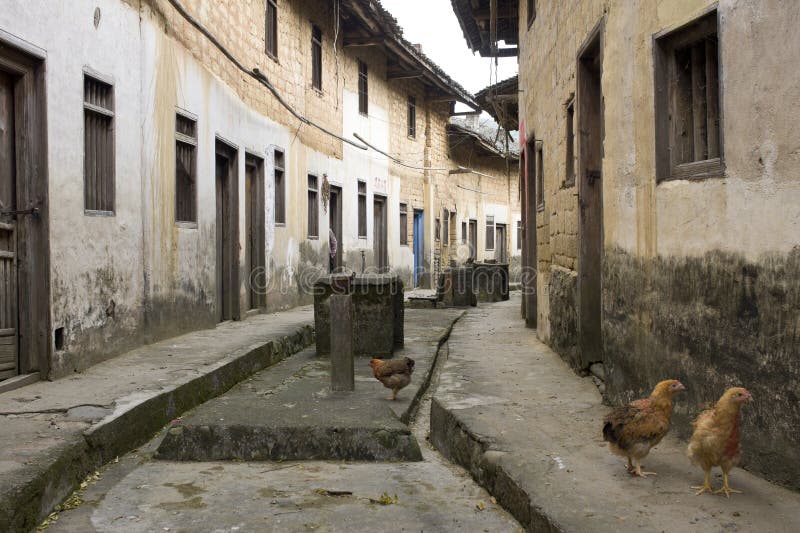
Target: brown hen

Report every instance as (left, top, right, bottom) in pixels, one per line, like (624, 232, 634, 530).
(369, 357, 415, 400)
(687, 387, 752, 497)
(602, 379, 686, 477)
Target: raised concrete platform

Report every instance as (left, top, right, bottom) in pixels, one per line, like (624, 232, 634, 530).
(157, 308, 463, 463)
(432, 296, 800, 533)
(0, 307, 315, 533)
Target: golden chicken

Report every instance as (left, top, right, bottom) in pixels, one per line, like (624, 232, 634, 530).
(687, 387, 752, 497)
(369, 357, 415, 400)
(602, 379, 686, 477)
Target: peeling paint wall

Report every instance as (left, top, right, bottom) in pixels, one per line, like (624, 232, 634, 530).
(519, 0, 800, 487)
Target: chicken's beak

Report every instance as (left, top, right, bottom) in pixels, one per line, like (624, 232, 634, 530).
(676, 382, 686, 391)
(745, 391, 753, 402)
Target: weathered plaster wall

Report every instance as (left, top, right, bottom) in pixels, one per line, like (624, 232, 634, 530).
(519, 0, 800, 487)
(0, 0, 147, 377)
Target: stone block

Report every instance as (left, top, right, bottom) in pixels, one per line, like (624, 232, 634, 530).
(474, 262, 510, 303)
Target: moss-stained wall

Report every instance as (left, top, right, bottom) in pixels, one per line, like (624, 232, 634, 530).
(603, 247, 800, 489)
(519, 0, 800, 487)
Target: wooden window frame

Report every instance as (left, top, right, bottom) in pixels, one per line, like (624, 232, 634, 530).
(175, 111, 198, 225)
(485, 215, 495, 251)
(435, 217, 441, 241)
(461, 221, 467, 244)
(307, 174, 319, 238)
(565, 98, 575, 187)
(443, 208, 450, 246)
(535, 140, 544, 210)
(83, 72, 115, 215)
(399, 203, 408, 245)
(655, 10, 723, 182)
(273, 148, 286, 225)
(357, 180, 367, 238)
(265, 0, 278, 60)
(517, 220, 523, 250)
(358, 60, 369, 116)
(407, 95, 416, 138)
(311, 24, 322, 92)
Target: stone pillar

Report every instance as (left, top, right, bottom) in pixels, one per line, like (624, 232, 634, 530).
(330, 294, 354, 392)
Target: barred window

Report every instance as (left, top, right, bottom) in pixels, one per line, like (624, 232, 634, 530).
(265, 0, 278, 58)
(407, 96, 416, 138)
(308, 175, 318, 237)
(175, 113, 197, 223)
(357, 180, 367, 237)
(399, 203, 408, 245)
(358, 60, 368, 115)
(517, 220, 523, 250)
(311, 25, 322, 91)
(443, 209, 450, 246)
(486, 215, 495, 251)
(84, 74, 115, 213)
(274, 148, 285, 224)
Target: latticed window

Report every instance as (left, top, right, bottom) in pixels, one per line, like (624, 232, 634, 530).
(485, 216, 495, 251)
(84, 74, 115, 213)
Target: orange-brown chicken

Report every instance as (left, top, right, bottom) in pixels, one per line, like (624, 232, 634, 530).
(602, 379, 686, 477)
(369, 357, 415, 400)
(687, 387, 752, 497)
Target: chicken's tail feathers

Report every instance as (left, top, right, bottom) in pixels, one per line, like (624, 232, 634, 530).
(602, 421, 615, 443)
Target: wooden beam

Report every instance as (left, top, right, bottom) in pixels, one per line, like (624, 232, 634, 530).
(343, 36, 384, 47)
(427, 93, 457, 103)
(482, 46, 518, 57)
(387, 69, 424, 80)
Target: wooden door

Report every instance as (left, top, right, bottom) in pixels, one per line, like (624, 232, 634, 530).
(329, 186, 342, 270)
(468, 219, 477, 261)
(372, 196, 387, 272)
(413, 210, 424, 286)
(577, 27, 604, 368)
(215, 141, 239, 322)
(495, 224, 507, 263)
(245, 154, 265, 310)
(0, 70, 17, 380)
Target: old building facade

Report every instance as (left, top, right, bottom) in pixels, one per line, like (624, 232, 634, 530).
(0, 0, 520, 386)
(454, 0, 800, 489)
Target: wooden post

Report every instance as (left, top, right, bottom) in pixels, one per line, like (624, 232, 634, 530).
(330, 293, 355, 392)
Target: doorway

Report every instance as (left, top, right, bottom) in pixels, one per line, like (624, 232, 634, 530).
(373, 195, 388, 272)
(215, 139, 239, 322)
(468, 219, 477, 261)
(245, 153, 265, 311)
(328, 185, 342, 271)
(413, 209, 424, 286)
(0, 42, 49, 383)
(495, 223, 507, 263)
(577, 23, 604, 368)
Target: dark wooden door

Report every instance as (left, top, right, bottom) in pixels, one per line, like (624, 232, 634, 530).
(373, 196, 387, 272)
(0, 70, 17, 380)
(468, 219, 477, 261)
(577, 29, 604, 368)
(495, 223, 507, 263)
(329, 186, 342, 270)
(215, 143, 239, 322)
(245, 154, 265, 310)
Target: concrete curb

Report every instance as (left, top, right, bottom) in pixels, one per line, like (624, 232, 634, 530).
(0, 324, 313, 533)
(399, 311, 464, 425)
(430, 398, 563, 533)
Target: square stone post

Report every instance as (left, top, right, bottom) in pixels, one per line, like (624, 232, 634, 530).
(330, 293, 355, 392)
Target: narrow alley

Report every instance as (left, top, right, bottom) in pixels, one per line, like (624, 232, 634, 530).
(1, 1, 799, 532)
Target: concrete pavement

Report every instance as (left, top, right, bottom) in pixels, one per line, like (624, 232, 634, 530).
(431, 296, 800, 533)
(0, 307, 314, 532)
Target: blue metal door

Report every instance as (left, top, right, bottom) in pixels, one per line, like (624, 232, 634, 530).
(413, 210, 424, 287)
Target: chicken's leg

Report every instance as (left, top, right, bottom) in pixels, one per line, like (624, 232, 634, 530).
(691, 470, 713, 495)
(389, 388, 398, 401)
(714, 471, 742, 497)
(633, 458, 657, 478)
(626, 456, 634, 473)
